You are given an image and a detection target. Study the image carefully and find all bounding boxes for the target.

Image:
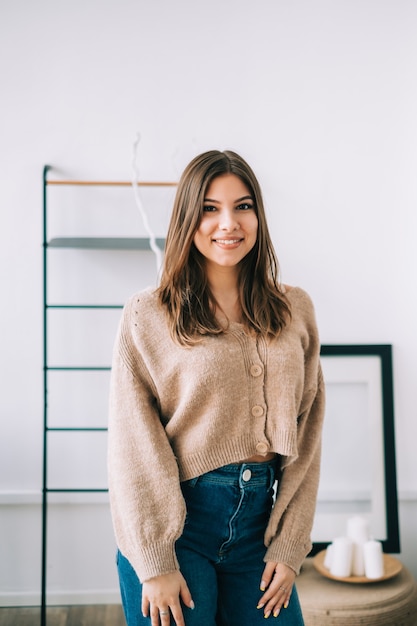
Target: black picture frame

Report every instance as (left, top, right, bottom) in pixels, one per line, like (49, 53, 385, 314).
(309, 344, 400, 556)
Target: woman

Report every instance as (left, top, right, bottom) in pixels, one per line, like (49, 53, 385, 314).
(108, 150, 325, 626)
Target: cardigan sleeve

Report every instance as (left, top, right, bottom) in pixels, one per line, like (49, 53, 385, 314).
(263, 367, 325, 574)
(107, 301, 186, 582)
(263, 291, 326, 575)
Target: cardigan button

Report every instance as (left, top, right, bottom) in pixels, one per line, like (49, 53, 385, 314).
(250, 364, 263, 377)
(255, 442, 269, 455)
(251, 405, 264, 417)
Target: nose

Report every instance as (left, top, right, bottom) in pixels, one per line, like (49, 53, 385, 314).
(219, 208, 239, 231)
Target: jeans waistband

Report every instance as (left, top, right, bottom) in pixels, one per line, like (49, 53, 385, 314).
(193, 458, 279, 490)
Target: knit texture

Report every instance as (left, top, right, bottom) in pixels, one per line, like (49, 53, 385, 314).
(108, 286, 325, 582)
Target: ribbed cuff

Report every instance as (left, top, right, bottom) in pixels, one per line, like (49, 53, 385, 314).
(264, 535, 312, 575)
(127, 540, 180, 583)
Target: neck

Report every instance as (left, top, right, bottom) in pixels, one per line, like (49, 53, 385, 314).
(206, 266, 241, 324)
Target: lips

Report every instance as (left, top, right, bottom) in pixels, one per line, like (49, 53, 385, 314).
(212, 238, 243, 244)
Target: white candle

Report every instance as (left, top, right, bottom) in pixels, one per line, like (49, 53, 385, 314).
(350, 542, 366, 576)
(324, 543, 333, 570)
(347, 516, 370, 544)
(330, 537, 353, 578)
(346, 516, 369, 576)
(364, 540, 384, 579)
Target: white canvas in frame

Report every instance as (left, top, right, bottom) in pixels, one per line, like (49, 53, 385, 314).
(311, 354, 386, 543)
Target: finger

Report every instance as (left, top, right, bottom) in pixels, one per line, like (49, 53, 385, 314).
(149, 604, 160, 626)
(271, 590, 292, 618)
(170, 604, 186, 626)
(159, 607, 171, 625)
(276, 578, 293, 610)
(279, 581, 292, 609)
(258, 567, 286, 606)
(179, 578, 195, 610)
(260, 561, 276, 591)
(283, 590, 291, 609)
(141, 596, 150, 618)
(149, 605, 171, 626)
(274, 585, 292, 616)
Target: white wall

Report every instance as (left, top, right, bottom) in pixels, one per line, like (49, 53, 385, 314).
(1, 0, 417, 605)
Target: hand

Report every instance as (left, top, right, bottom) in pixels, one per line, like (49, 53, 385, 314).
(257, 562, 296, 619)
(142, 570, 194, 626)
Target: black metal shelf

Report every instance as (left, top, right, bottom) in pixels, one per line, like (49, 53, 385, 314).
(41, 165, 172, 626)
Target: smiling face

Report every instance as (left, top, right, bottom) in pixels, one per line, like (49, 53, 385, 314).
(193, 173, 258, 274)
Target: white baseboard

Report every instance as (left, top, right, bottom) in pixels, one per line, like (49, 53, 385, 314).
(0, 588, 121, 607)
(0, 491, 109, 505)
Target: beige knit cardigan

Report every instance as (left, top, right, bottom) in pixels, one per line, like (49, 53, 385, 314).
(108, 286, 325, 582)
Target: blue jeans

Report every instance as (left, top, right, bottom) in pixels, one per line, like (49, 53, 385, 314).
(117, 460, 305, 625)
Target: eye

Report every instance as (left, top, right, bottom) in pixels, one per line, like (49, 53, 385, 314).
(236, 202, 254, 211)
(203, 205, 217, 212)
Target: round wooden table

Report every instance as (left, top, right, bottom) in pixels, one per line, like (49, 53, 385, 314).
(297, 558, 417, 626)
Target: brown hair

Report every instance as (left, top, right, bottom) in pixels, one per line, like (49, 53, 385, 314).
(158, 150, 291, 344)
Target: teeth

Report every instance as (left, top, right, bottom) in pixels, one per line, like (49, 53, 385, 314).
(215, 239, 240, 244)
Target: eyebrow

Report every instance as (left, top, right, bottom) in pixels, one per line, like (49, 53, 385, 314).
(203, 195, 254, 203)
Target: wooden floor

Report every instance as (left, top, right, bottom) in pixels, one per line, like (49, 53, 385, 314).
(0, 604, 126, 626)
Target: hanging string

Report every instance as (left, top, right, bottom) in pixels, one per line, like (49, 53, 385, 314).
(131, 132, 163, 274)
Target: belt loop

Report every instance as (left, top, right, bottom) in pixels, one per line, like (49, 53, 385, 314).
(269, 459, 279, 490)
(268, 464, 274, 491)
